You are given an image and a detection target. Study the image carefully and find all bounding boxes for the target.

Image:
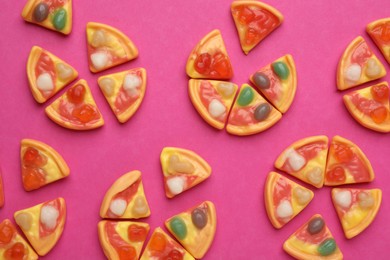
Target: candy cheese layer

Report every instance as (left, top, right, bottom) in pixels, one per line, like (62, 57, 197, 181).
(367, 18, 390, 64)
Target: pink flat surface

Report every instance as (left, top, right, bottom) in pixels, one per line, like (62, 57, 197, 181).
(0, 0, 389, 259)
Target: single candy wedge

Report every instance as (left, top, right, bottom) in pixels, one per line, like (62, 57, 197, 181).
(86, 22, 139, 73)
(367, 18, 390, 64)
(98, 220, 150, 260)
(0, 168, 4, 208)
(0, 219, 38, 260)
(21, 0, 73, 34)
(186, 29, 233, 80)
(14, 197, 66, 256)
(45, 79, 104, 130)
(226, 84, 282, 135)
(337, 36, 386, 90)
(274, 136, 329, 188)
(165, 201, 217, 259)
(343, 82, 390, 133)
(140, 227, 194, 260)
(100, 171, 151, 219)
(283, 214, 343, 260)
(250, 54, 297, 113)
(21, 139, 70, 191)
(188, 79, 238, 130)
(325, 135, 375, 186)
(98, 68, 147, 123)
(331, 188, 382, 239)
(264, 172, 314, 229)
(160, 147, 211, 198)
(231, 1, 284, 54)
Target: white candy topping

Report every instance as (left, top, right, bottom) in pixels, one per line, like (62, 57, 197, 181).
(56, 63, 73, 80)
(40, 205, 59, 230)
(306, 167, 323, 185)
(166, 176, 185, 195)
(15, 212, 32, 231)
(132, 196, 148, 216)
(91, 52, 109, 70)
(284, 148, 306, 171)
(109, 198, 127, 216)
(293, 187, 311, 205)
(276, 200, 293, 219)
(99, 78, 115, 96)
(345, 64, 362, 82)
(208, 99, 226, 118)
(123, 74, 141, 97)
(334, 190, 352, 208)
(365, 58, 381, 78)
(36, 72, 54, 92)
(217, 83, 235, 97)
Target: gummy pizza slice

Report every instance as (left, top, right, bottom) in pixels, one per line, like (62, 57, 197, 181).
(22, 0, 73, 34)
(332, 188, 382, 239)
(188, 79, 238, 130)
(274, 136, 329, 188)
(98, 220, 150, 260)
(250, 54, 297, 113)
(325, 135, 375, 186)
(226, 84, 282, 135)
(367, 18, 390, 64)
(231, 1, 284, 54)
(45, 79, 104, 130)
(21, 138, 70, 191)
(87, 22, 139, 73)
(0, 169, 4, 208)
(27, 46, 78, 103)
(186, 29, 233, 80)
(140, 227, 194, 260)
(165, 201, 217, 259)
(14, 197, 66, 256)
(343, 81, 390, 133)
(264, 172, 314, 229)
(160, 147, 211, 198)
(98, 68, 147, 123)
(337, 36, 386, 90)
(100, 170, 151, 219)
(283, 214, 343, 260)
(0, 219, 38, 260)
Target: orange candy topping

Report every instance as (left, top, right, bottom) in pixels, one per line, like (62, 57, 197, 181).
(150, 232, 167, 252)
(334, 143, 353, 163)
(127, 224, 147, 242)
(4, 242, 26, 260)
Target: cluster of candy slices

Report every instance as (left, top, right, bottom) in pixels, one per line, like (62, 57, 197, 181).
(264, 135, 382, 259)
(338, 18, 390, 133)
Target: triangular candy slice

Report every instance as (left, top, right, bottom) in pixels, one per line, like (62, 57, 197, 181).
(325, 135, 375, 186)
(264, 172, 314, 229)
(337, 36, 386, 90)
(98, 220, 150, 260)
(140, 227, 194, 260)
(21, 138, 70, 191)
(86, 22, 139, 73)
(98, 68, 147, 123)
(231, 1, 283, 54)
(226, 84, 282, 135)
(21, 0, 73, 35)
(160, 147, 211, 198)
(27, 46, 78, 103)
(100, 170, 151, 219)
(188, 79, 238, 129)
(0, 219, 38, 259)
(186, 29, 233, 80)
(14, 197, 66, 256)
(45, 79, 104, 130)
(274, 136, 329, 188)
(367, 18, 390, 64)
(0, 169, 4, 208)
(343, 81, 390, 132)
(165, 201, 217, 259)
(331, 188, 382, 239)
(250, 54, 297, 113)
(283, 214, 343, 260)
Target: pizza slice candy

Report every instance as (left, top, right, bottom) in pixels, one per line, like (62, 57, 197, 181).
(274, 136, 329, 188)
(14, 197, 66, 256)
(21, 139, 70, 191)
(160, 147, 211, 198)
(86, 22, 139, 73)
(343, 81, 390, 133)
(367, 18, 390, 64)
(186, 29, 234, 80)
(325, 135, 375, 186)
(231, 1, 284, 54)
(332, 188, 382, 239)
(165, 201, 217, 259)
(283, 214, 343, 260)
(100, 171, 151, 219)
(250, 54, 297, 113)
(337, 36, 386, 90)
(98, 220, 150, 260)
(45, 79, 104, 130)
(21, 0, 73, 35)
(188, 79, 238, 130)
(264, 172, 314, 229)
(226, 84, 282, 135)
(98, 68, 147, 123)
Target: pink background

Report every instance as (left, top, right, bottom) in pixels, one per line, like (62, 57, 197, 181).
(0, 0, 389, 259)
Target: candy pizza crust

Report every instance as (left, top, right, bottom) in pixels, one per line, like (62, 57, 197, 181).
(367, 18, 390, 64)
